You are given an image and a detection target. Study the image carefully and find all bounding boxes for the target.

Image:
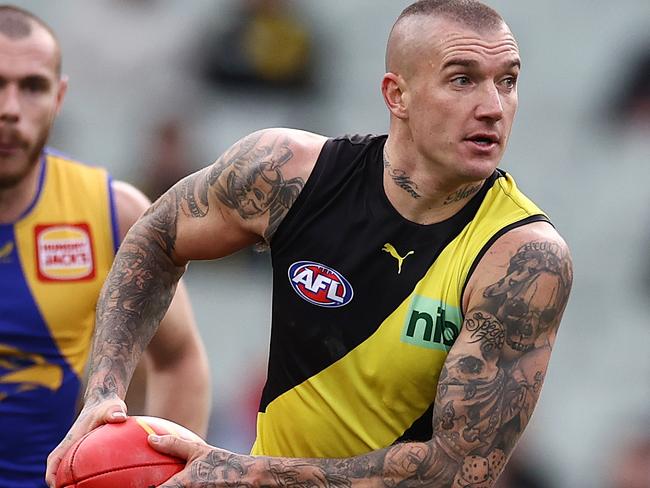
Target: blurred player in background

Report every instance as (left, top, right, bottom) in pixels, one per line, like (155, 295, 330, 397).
(0, 5, 210, 487)
(49, 0, 572, 487)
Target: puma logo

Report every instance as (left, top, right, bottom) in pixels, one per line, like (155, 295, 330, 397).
(0, 241, 14, 260)
(382, 243, 414, 274)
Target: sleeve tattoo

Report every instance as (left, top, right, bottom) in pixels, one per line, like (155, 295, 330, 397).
(88, 133, 303, 402)
(159, 239, 572, 488)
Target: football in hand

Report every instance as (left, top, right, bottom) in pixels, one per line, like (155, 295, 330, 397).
(55, 415, 203, 488)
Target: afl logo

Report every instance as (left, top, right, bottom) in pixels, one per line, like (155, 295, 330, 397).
(288, 261, 354, 308)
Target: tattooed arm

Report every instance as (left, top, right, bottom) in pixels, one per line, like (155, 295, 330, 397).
(101, 181, 211, 438)
(45, 128, 327, 487)
(147, 221, 572, 488)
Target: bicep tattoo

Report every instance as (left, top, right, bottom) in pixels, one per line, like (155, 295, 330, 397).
(178, 132, 305, 241)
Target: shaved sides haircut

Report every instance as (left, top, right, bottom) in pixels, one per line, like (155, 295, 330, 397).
(396, 0, 504, 32)
(386, 0, 507, 72)
(0, 5, 61, 74)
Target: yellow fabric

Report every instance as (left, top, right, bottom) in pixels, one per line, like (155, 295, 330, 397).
(252, 172, 546, 458)
(13, 154, 115, 378)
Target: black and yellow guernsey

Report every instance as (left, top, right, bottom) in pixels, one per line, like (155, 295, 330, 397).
(252, 134, 550, 458)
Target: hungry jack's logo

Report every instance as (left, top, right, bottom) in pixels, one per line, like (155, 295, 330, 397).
(34, 223, 95, 282)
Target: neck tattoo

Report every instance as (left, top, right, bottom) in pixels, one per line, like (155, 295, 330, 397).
(443, 184, 482, 205)
(383, 150, 421, 200)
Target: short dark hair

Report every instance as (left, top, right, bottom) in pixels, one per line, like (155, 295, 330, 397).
(0, 5, 61, 74)
(397, 0, 504, 32)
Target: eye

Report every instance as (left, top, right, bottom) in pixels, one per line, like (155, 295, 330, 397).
(504, 299, 528, 318)
(540, 308, 557, 325)
(21, 76, 51, 94)
(451, 75, 471, 86)
(500, 75, 518, 90)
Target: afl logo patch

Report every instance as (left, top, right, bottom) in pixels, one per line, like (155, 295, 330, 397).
(288, 261, 353, 308)
(35, 223, 96, 282)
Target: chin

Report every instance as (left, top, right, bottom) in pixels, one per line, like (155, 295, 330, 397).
(460, 162, 499, 182)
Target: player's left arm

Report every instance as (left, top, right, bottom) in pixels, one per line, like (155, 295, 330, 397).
(151, 221, 572, 488)
(113, 181, 211, 437)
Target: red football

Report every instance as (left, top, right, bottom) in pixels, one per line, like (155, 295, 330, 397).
(55, 416, 203, 488)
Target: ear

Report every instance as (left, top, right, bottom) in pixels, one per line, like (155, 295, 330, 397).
(381, 72, 408, 120)
(54, 75, 69, 115)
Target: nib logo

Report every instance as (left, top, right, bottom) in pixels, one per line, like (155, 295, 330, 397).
(401, 296, 461, 352)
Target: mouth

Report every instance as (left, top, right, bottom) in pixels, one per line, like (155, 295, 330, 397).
(0, 143, 21, 157)
(0, 133, 25, 157)
(464, 133, 500, 151)
(506, 336, 533, 352)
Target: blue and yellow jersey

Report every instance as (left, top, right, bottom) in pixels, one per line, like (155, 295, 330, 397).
(253, 134, 550, 458)
(0, 150, 118, 487)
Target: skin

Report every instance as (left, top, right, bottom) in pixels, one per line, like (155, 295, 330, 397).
(382, 16, 520, 224)
(46, 14, 572, 488)
(0, 18, 211, 480)
(0, 23, 66, 221)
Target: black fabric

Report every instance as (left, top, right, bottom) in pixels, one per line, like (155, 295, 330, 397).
(261, 134, 499, 411)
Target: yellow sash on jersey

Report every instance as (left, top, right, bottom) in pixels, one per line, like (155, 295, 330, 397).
(252, 172, 547, 458)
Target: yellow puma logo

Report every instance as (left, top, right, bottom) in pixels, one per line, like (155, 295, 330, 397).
(0, 241, 13, 259)
(382, 243, 414, 274)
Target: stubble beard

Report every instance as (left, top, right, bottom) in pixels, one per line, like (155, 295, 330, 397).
(0, 127, 49, 190)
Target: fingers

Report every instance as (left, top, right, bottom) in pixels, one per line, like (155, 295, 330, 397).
(45, 398, 128, 487)
(105, 403, 128, 423)
(148, 434, 194, 459)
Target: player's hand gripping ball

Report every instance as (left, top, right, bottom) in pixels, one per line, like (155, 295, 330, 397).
(55, 416, 203, 488)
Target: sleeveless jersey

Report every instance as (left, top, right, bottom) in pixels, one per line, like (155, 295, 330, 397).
(0, 150, 118, 487)
(252, 134, 550, 458)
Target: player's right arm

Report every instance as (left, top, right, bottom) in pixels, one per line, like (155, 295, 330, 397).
(45, 128, 327, 487)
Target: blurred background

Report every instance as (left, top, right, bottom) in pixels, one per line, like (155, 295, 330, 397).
(15, 1, 650, 486)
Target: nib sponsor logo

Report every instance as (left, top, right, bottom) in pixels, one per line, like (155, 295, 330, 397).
(401, 296, 461, 352)
(0, 343, 63, 401)
(288, 261, 354, 308)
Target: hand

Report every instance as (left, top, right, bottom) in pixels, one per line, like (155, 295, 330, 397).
(45, 396, 127, 487)
(149, 435, 259, 487)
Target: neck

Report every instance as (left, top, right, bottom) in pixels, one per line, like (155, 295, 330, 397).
(0, 156, 43, 224)
(382, 138, 486, 225)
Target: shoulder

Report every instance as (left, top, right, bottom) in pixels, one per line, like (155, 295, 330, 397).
(223, 128, 328, 176)
(111, 180, 152, 241)
(207, 128, 328, 241)
(463, 221, 573, 312)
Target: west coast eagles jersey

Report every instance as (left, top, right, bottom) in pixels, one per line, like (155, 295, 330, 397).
(252, 134, 550, 458)
(0, 150, 118, 487)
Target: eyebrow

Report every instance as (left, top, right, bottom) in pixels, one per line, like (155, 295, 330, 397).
(441, 58, 521, 71)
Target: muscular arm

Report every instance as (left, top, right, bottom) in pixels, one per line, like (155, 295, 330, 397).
(84, 128, 326, 411)
(157, 223, 572, 488)
(101, 181, 212, 435)
(45, 129, 326, 486)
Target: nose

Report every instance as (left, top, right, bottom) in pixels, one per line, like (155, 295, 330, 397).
(475, 84, 503, 122)
(0, 84, 20, 123)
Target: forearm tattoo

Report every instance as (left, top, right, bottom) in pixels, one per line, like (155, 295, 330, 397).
(87, 192, 185, 401)
(162, 239, 572, 488)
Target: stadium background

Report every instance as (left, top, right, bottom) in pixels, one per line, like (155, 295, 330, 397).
(14, 1, 650, 486)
